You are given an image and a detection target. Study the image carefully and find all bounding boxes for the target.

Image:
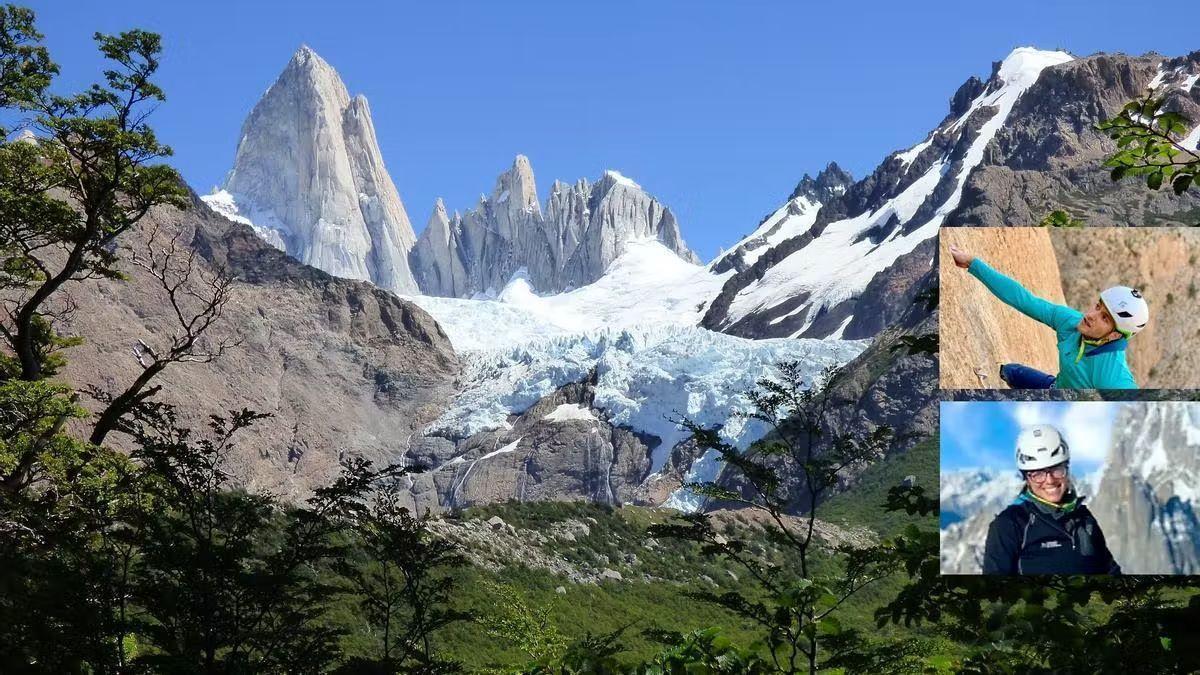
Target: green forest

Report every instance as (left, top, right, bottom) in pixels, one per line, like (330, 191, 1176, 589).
(2, 6, 1199, 674)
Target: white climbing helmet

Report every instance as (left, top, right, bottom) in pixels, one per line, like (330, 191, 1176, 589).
(1099, 286, 1149, 337)
(1015, 424, 1070, 472)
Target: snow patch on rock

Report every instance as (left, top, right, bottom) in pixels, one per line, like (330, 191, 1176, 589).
(544, 404, 600, 423)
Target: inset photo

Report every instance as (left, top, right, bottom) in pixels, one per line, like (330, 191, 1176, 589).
(939, 227, 1200, 389)
(940, 400, 1200, 575)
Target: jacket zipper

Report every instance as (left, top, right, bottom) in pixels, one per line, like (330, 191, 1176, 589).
(1030, 508, 1077, 550)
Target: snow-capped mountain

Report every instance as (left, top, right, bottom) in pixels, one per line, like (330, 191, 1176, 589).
(198, 43, 864, 513)
(1150, 59, 1200, 150)
(704, 48, 1075, 340)
(947, 50, 1200, 227)
(1090, 403, 1200, 574)
(205, 46, 420, 293)
(709, 163, 853, 274)
(407, 239, 727, 347)
(189, 43, 1200, 516)
(410, 155, 699, 297)
(940, 468, 1022, 529)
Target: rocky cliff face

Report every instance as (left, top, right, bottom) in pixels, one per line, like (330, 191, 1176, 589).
(939, 227, 1066, 389)
(62, 191, 458, 499)
(403, 371, 656, 512)
(210, 46, 420, 293)
(1050, 227, 1200, 388)
(1090, 402, 1200, 574)
(410, 156, 698, 297)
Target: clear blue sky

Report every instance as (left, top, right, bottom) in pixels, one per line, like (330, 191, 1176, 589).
(940, 401, 1121, 475)
(21, 0, 1200, 261)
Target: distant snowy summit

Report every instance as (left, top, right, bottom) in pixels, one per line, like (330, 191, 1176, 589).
(198, 43, 1196, 348)
(709, 162, 853, 275)
(410, 155, 700, 298)
(204, 46, 700, 300)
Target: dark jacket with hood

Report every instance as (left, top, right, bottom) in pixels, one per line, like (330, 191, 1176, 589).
(982, 488, 1121, 575)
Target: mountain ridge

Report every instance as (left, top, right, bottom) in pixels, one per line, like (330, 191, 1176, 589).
(410, 155, 699, 298)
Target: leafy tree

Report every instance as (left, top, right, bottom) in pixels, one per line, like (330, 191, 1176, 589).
(0, 23, 187, 385)
(124, 401, 411, 674)
(335, 482, 469, 674)
(0, 5, 199, 501)
(1038, 210, 1085, 228)
(524, 626, 780, 673)
(0, 10, 237, 671)
(1097, 95, 1200, 196)
(0, 5, 54, 111)
(649, 363, 899, 673)
(477, 579, 569, 666)
(0, 379, 151, 671)
(638, 628, 774, 674)
(523, 628, 626, 675)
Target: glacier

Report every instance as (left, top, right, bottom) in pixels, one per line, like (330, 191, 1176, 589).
(404, 242, 868, 512)
(415, 319, 867, 471)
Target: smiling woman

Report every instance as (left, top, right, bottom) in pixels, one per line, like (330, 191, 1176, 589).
(981, 424, 1121, 575)
(941, 401, 1200, 576)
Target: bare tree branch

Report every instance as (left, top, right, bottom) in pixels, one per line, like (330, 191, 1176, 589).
(88, 225, 239, 445)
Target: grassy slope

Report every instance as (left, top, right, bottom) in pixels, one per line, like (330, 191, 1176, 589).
(431, 438, 942, 671)
(819, 436, 940, 535)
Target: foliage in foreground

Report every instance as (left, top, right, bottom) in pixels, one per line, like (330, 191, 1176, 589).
(1098, 95, 1200, 199)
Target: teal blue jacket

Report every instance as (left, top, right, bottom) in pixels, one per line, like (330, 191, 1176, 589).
(967, 259, 1137, 389)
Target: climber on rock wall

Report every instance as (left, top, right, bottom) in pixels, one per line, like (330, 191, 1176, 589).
(949, 244, 1146, 390)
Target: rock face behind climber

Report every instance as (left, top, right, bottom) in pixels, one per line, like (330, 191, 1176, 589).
(949, 244, 1146, 390)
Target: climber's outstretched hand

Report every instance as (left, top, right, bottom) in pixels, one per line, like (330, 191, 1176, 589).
(949, 244, 974, 269)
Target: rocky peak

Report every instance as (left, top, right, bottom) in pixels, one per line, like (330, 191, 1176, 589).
(702, 47, 1081, 340)
(426, 198, 453, 245)
(215, 46, 419, 293)
(595, 169, 641, 194)
(1090, 403, 1200, 574)
(946, 49, 1200, 225)
(948, 76, 986, 118)
(269, 45, 352, 115)
(410, 197, 466, 296)
(492, 155, 541, 214)
(410, 157, 698, 297)
(287, 44, 329, 73)
(788, 162, 854, 203)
